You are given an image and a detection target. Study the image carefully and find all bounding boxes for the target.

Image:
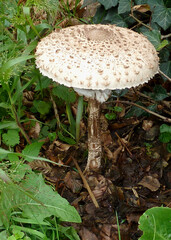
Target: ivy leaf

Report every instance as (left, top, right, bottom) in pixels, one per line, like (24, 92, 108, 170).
(98, 0, 118, 10)
(104, 8, 128, 27)
(118, 0, 131, 14)
(160, 61, 171, 80)
(151, 85, 168, 101)
(140, 27, 161, 49)
(2, 130, 20, 147)
(52, 85, 76, 103)
(152, 4, 171, 30)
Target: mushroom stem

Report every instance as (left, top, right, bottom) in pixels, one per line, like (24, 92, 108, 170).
(86, 98, 102, 172)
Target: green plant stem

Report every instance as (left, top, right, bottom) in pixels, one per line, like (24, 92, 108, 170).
(12, 105, 32, 144)
(7, 87, 32, 144)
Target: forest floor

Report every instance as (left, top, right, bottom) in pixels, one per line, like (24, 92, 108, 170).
(26, 76, 171, 240)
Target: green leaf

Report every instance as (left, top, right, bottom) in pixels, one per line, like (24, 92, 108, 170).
(159, 132, 171, 143)
(152, 4, 171, 30)
(0, 231, 7, 240)
(52, 85, 76, 103)
(98, 0, 118, 9)
(48, 132, 57, 141)
(167, 143, 171, 152)
(0, 121, 18, 130)
(105, 112, 116, 120)
(139, 207, 171, 240)
(113, 106, 123, 112)
(160, 124, 171, 134)
(58, 131, 76, 145)
(22, 142, 44, 162)
(76, 96, 84, 143)
(0, 173, 81, 229)
(35, 76, 52, 91)
(160, 61, 171, 79)
(0, 102, 11, 109)
(118, 0, 131, 14)
(0, 55, 34, 73)
(151, 85, 168, 101)
(157, 40, 169, 51)
(2, 129, 20, 147)
(140, 27, 161, 49)
(58, 225, 81, 240)
(104, 8, 127, 27)
(0, 168, 12, 184)
(33, 100, 51, 115)
(21, 173, 81, 223)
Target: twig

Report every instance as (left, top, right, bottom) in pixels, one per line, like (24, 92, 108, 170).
(72, 157, 99, 208)
(115, 132, 132, 157)
(159, 70, 171, 82)
(161, 33, 171, 39)
(129, 13, 152, 30)
(105, 100, 171, 123)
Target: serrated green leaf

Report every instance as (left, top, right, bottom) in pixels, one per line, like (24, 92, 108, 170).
(33, 100, 51, 115)
(98, 0, 118, 10)
(21, 173, 81, 223)
(152, 4, 171, 30)
(52, 85, 76, 103)
(139, 207, 171, 240)
(2, 129, 20, 147)
(0, 173, 81, 228)
(118, 0, 131, 14)
(22, 142, 44, 162)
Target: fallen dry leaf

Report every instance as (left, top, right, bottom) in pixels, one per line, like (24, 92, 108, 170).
(64, 171, 82, 193)
(138, 175, 160, 191)
(132, 4, 150, 13)
(54, 140, 71, 151)
(100, 224, 112, 240)
(79, 227, 98, 240)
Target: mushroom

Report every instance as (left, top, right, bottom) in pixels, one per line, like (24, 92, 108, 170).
(35, 24, 159, 172)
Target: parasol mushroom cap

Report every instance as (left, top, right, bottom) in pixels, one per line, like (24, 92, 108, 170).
(36, 24, 159, 101)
